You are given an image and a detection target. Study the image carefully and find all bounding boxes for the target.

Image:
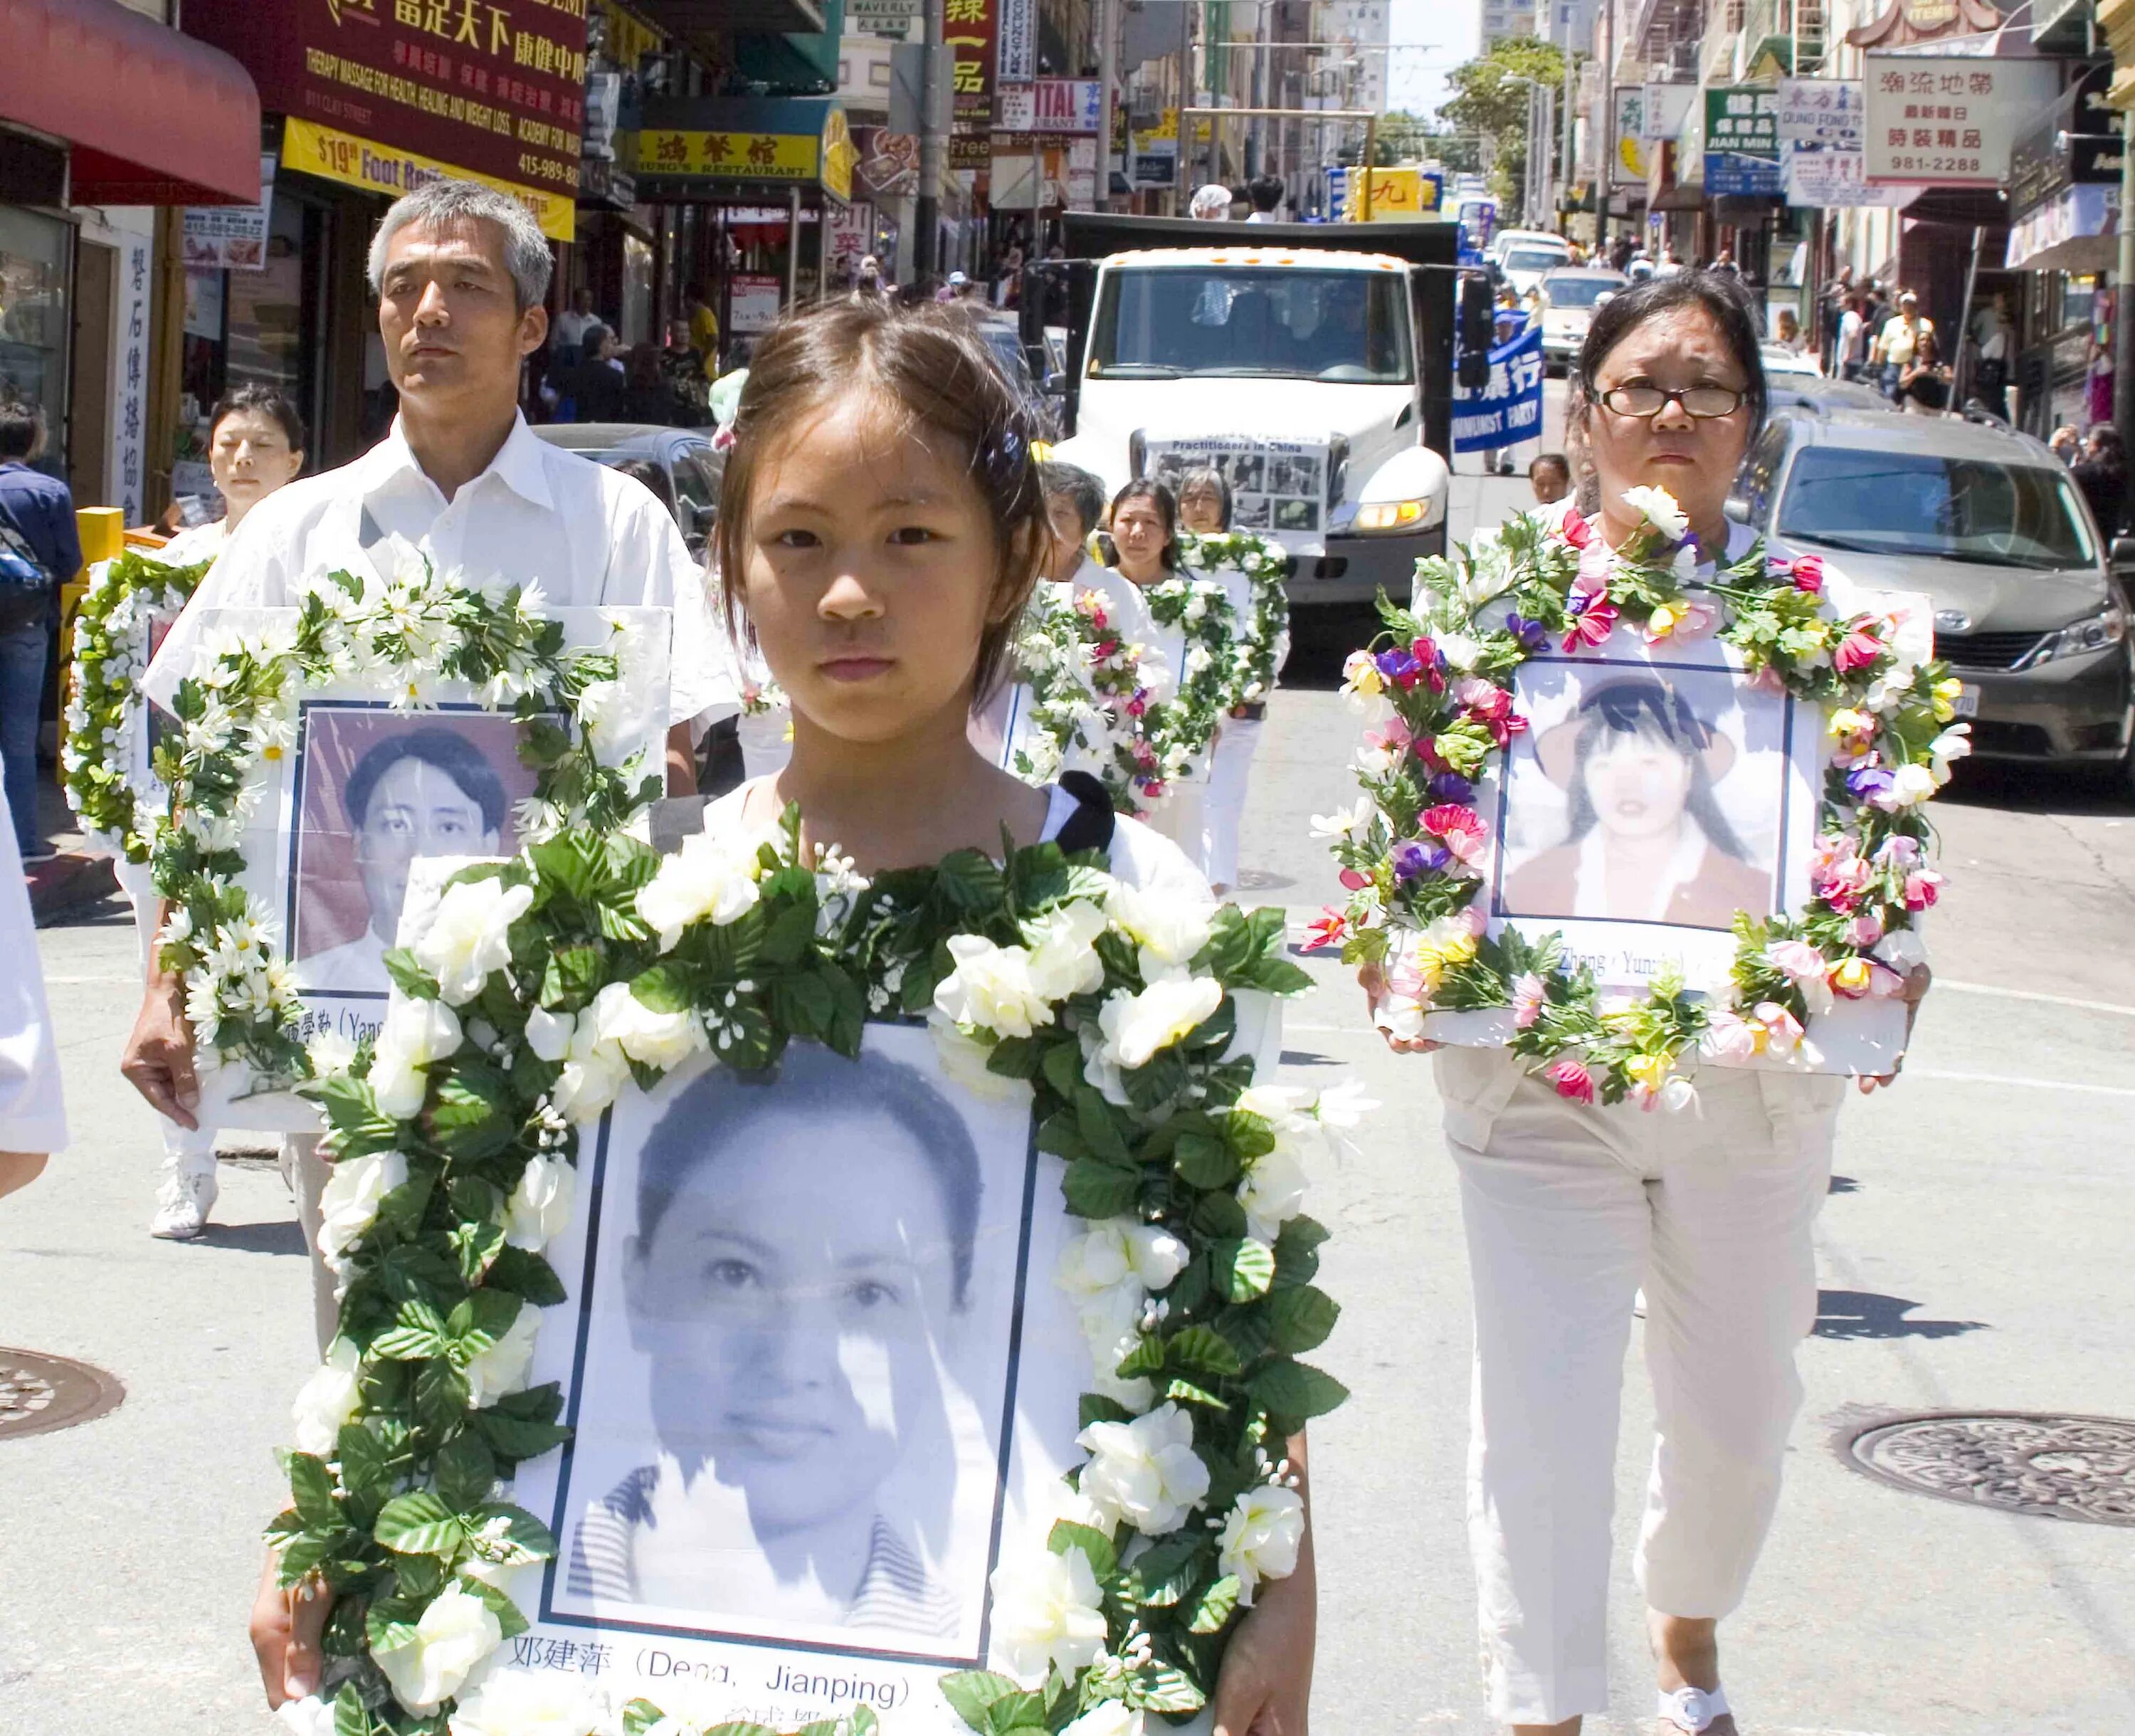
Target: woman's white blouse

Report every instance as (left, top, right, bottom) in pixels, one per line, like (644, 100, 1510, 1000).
(0, 814, 68, 1153)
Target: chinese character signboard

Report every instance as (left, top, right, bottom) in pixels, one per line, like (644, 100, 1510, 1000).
(848, 0, 923, 34)
(997, 78, 1101, 132)
(1774, 78, 1863, 149)
(1453, 316, 1543, 455)
(1611, 86, 1650, 186)
(1703, 86, 1782, 195)
(185, 0, 588, 231)
(1862, 53, 2058, 186)
(115, 233, 152, 525)
(623, 105, 857, 201)
(944, 0, 998, 129)
(1785, 147, 1920, 208)
(284, 117, 576, 238)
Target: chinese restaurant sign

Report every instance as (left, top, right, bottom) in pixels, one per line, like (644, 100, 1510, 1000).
(1862, 53, 2057, 185)
(946, 0, 999, 128)
(185, 0, 588, 216)
(1703, 86, 1782, 196)
(626, 109, 858, 201)
(283, 117, 576, 238)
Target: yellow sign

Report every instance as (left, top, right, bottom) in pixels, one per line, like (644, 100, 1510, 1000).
(822, 107, 858, 204)
(281, 118, 575, 241)
(627, 110, 858, 200)
(1350, 167, 1441, 220)
(1151, 107, 1213, 143)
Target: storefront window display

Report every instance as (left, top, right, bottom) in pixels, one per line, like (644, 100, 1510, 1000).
(0, 206, 70, 446)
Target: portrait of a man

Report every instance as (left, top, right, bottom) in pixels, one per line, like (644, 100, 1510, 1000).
(551, 1037, 1028, 1661)
(1499, 673, 1778, 932)
(293, 713, 524, 993)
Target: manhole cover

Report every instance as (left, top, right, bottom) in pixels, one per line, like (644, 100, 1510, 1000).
(1841, 1411, 2135, 1527)
(0, 1348, 125, 1441)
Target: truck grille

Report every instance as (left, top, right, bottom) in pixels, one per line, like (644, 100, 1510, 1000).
(1939, 630, 2044, 671)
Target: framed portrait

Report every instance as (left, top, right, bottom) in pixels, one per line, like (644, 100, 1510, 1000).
(505, 1024, 1100, 1728)
(182, 605, 671, 1130)
(1418, 633, 1908, 1072)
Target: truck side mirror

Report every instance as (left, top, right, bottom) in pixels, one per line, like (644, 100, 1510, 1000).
(1457, 273, 1493, 390)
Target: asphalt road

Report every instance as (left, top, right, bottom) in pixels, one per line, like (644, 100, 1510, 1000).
(4, 397, 2134, 1732)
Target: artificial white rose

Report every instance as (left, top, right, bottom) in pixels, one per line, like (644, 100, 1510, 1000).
(306, 1029, 358, 1079)
(290, 1337, 362, 1456)
(463, 1303, 541, 1409)
(1887, 762, 1939, 806)
(989, 1545, 1108, 1684)
(1620, 484, 1689, 541)
(1077, 1402, 1211, 1535)
(275, 1698, 338, 1736)
(589, 980, 706, 1070)
(636, 828, 762, 951)
(1216, 1482, 1306, 1604)
(371, 998, 465, 1119)
(1097, 977, 1223, 1071)
(1434, 631, 1482, 671)
(1021, 900, 1109, 1001)
(1078, 1021, 1132, 1109)
(446, 1664, 611, 1736)
(1103, 884, 1213, 982)
(1060, 1703, 1144, 1736)
(551, 1021, 632, 1122)
(1307, 799, 1374, 843)
(933, 935, 1055, 1038)
(1058, 1218, 1191, 1297)
(414, 878, 534, 1006)
(371, 1583, 502, 1714)
(504, 1154, 575, 1252)
(1307, 1078, 1375, 1129)
(315, 1150, 410, 1264)
(524, 1006, 575, 1063)
(1873, 927, 1930, 972)
(1237, 1145, 1309, 1242)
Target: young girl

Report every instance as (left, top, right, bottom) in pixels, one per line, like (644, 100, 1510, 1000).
(252, 300, 1319, 1730)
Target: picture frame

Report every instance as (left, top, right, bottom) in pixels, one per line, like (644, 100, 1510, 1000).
(169, 601, 670, 1130)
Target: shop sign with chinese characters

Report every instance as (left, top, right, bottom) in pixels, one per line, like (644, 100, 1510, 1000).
(997, 0, 1036, 84)
(625, 107, 857, 201)
(1774, 78, 1864, 149)
(996, 78, 1102, 132)
(1863, 53, 2058, 185)
(1703, 86, 1782, 195)
(283, 117, 576, 238)
(184, 0, 588, 211)
(946, 0, 999, 127)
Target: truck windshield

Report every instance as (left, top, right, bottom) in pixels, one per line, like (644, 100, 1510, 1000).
(1778, 448, 2096, 570)
(1087, 267, 1414, 384)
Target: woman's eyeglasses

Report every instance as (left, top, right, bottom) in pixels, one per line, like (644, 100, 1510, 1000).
(1596, 384, 1747, 419)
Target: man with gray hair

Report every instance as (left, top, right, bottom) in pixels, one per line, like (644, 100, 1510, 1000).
(121, 179, 739, 1351)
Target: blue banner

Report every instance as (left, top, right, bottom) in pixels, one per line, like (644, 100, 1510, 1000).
(1452, 317, 1544, 454)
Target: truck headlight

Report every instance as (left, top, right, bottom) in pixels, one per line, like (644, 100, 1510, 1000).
(1354, 495, 1441, 532)
(2035, 603, 2127, 665)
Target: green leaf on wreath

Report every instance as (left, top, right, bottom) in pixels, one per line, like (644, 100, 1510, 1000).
(1166, 1323, 1244, 1378)
(1047, 1517, 1119, 1581)
(1040, 1037, 1085, 1100)
(1191, 1191, 1248, 1241)
(458, 1571, 530, 1640)
(621, 1703, 666, 1736)
(1172, 1130, 1238, 1189)
(1248, 1359, 1351, 1423)
(394, 1554, 446, 1601)
(1223, 1112, 1276, 1163)
(431, 1063, 517, 1162)
(447, 1287, 523, 1357)
(938, 1670, 1030, 1732)
(286, 1450, 341, 1529)
(1118, 1535, 1203, 1606)
(1272, 1214, 1329, 1286)
(413, 1357, 472, 1433)
(434, 1431, 497, 1514)
(1074, 1088, 1132, 1164)
(383, 947, 440, 1001)
(1211, 1237, 1275, 1301)
(1164, 1377, 1229, 1411)
(1186, 1574, 1241, 1634)
(986, 1035, 1043, 1079)
(465, 1502, 559, 1565)
(761, 901, 818, 966)
(337, 1423, 395, 1500)
(1063, 1155, 1141, 1219)
(371, 1300, 450, 1361)
(1078, 1392, 1134, 1430)
(1265, 1283, 1341, 1354)
(333, 1683, 377, 1736)
(487, 1245, 567, 1308)
(374, 1490, 465, 1558)
(984, 1689, 1048, 1734)
(630, 962, 694, 1014)
(1132, 1663, 1207, 1713)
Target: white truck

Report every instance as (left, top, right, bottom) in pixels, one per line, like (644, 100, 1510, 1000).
(1028, 212, 1468, 612)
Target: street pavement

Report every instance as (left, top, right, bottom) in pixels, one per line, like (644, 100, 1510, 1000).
(4, 400, 2134, 1732)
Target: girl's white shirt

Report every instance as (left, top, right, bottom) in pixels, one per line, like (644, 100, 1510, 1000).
(0, 811, 67, 1153)
(152, 519, 230, 567)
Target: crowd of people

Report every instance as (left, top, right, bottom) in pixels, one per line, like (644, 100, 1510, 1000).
(0, 179, 1953, 1736)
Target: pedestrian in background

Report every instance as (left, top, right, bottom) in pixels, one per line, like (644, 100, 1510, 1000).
(685, 280, 721, 378)
(1971, 292, 2011, 420)
(1527, 451, 1571, 505)
(0, 399, 78, 866)
(2074, 424, 2127, 539)
(132, 385, 306, 1238)
(553, 285, 599, 365)
(1245, 174, 1285, 222)
(1872, 291, 1932, 403)
(1835, 290, 1868, 382)
(1369, 270, 1931, 1736)
(2050, 424, 2082, 465)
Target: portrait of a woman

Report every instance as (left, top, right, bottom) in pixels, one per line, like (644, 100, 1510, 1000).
(1502, 678, 1773, 930)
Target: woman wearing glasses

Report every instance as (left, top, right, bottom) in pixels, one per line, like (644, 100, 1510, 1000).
(1379, 275, 1924, 1736)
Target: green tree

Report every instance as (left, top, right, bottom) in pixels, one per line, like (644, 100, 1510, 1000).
(1436, 38, 1580, 215)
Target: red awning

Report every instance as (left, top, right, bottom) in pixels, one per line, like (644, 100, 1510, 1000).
(0, 0, 260, 206)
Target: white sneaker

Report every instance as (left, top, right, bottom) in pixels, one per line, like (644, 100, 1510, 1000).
(149, 1161, 218, 1239)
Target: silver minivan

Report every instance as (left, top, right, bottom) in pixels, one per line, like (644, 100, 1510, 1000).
(1732, 406, 2133, 782)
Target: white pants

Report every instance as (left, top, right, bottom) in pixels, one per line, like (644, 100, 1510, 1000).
(289, 1132, 340, 1352)
(1203, 712, 1262, 890)
(116, 859, 217, 1169)
(1435, 1045, 1844, 1725)
(1144, 767, 1210, 876)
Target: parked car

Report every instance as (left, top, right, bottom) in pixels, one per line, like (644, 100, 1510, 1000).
(1735, 406, 2133, 782)
(532, 423, 724, 559)
(1766, 374, 1896, 416)
(1537, 267, 1628, 372)
(1497, 236, 1573, 300)
(1760, 342, 1822, 378)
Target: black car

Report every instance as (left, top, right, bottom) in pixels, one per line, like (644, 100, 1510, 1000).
(531, 423, 725, 559)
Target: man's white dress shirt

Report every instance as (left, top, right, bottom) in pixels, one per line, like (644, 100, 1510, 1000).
(144, 414, 739, 729)
(0, 807, 66, 1153)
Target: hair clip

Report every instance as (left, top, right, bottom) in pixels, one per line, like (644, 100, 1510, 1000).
(979, 422, 1028, 493)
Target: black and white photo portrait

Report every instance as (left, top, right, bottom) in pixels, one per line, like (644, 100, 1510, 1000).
(291, 707, 537, 994)
(544, 1030, 1039, 1666)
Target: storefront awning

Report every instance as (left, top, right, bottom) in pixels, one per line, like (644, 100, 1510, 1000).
(2005, 182, 2117, 273)
(0, 0, 260, 205)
